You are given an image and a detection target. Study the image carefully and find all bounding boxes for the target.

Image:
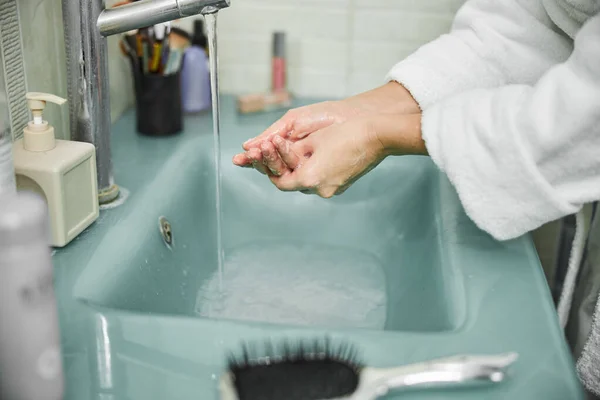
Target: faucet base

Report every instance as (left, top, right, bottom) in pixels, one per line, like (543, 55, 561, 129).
(99, 184, 120, 205)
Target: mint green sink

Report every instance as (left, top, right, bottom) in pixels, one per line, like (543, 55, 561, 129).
(76, 146, 461, 332)
(52, 97, 584, 399)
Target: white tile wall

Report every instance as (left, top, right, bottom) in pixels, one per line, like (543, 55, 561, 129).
(174, 0, 465, 98)
(15, 0, 466, 129)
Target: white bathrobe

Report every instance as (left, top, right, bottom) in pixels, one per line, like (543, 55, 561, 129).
(388, 0, 599, 241)
(387, 0, 600, 396)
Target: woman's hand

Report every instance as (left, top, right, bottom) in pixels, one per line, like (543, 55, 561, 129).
(232, 100, 359, 175)
(232, 82, 419, 175)
(262, 113, 426, 198)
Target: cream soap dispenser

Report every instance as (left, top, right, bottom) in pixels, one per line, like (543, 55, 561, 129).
(13, 92, 99, 247)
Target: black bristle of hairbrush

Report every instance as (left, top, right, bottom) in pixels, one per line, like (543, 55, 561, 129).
(227, 338, 363, 400)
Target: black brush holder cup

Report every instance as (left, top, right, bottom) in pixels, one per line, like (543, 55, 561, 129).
(135, 73, 183, 136)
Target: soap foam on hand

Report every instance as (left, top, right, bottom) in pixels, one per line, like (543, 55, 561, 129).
(195, 243, 388, 330)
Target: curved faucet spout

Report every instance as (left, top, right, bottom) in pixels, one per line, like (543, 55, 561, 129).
(97, 0, 231, 37)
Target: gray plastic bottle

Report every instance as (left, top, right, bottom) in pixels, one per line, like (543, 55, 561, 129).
(181, 19, 211, 113)
(0, 192, 64, 400)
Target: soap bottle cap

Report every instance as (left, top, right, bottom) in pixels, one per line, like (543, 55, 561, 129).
(23, 92, 67, 152)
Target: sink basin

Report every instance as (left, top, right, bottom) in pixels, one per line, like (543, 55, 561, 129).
(52, 97, 584, 400)
(76, 144, 463, 332)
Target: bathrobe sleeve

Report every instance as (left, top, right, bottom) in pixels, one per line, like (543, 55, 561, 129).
(386, 0, 574, 109)
(398, 12, 600, 240)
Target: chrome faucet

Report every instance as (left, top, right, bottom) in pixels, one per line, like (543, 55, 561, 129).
(62, 0, 230, 204)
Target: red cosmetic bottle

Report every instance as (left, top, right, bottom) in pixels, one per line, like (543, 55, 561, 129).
(272, 32, 286, 92)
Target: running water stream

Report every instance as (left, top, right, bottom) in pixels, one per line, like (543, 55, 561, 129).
(205, 12, 224, 290)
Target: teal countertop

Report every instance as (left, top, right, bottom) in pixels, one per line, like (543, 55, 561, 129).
(52, 95, 584, 400)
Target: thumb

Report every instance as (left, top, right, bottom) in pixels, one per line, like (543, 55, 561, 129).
(270, 169, 304, 192)
(287, 111, 336, 141)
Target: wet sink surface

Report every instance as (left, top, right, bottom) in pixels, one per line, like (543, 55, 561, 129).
(52, 96, 584, 400)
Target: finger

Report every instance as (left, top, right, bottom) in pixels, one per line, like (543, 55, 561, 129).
(270, 171, 304, 192)
(244, 103, 339, 149)
(232, 153, 253, 167)
(260, 141, 288, 177)
(247, 148, 269, 175)
(272, 135, 301, 169)
(243, 117, 292, 150)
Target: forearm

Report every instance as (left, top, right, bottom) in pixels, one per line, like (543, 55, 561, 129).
(343, 82, 420, 116)
(371, 113, 428, 157)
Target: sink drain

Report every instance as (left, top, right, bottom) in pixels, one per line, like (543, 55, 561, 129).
(158, 216, 173, 246)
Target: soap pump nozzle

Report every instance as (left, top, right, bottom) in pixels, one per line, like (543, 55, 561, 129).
(23, 92, 67, 152)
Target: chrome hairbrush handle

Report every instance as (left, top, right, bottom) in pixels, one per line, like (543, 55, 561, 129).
(353, 352, 518, 400)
